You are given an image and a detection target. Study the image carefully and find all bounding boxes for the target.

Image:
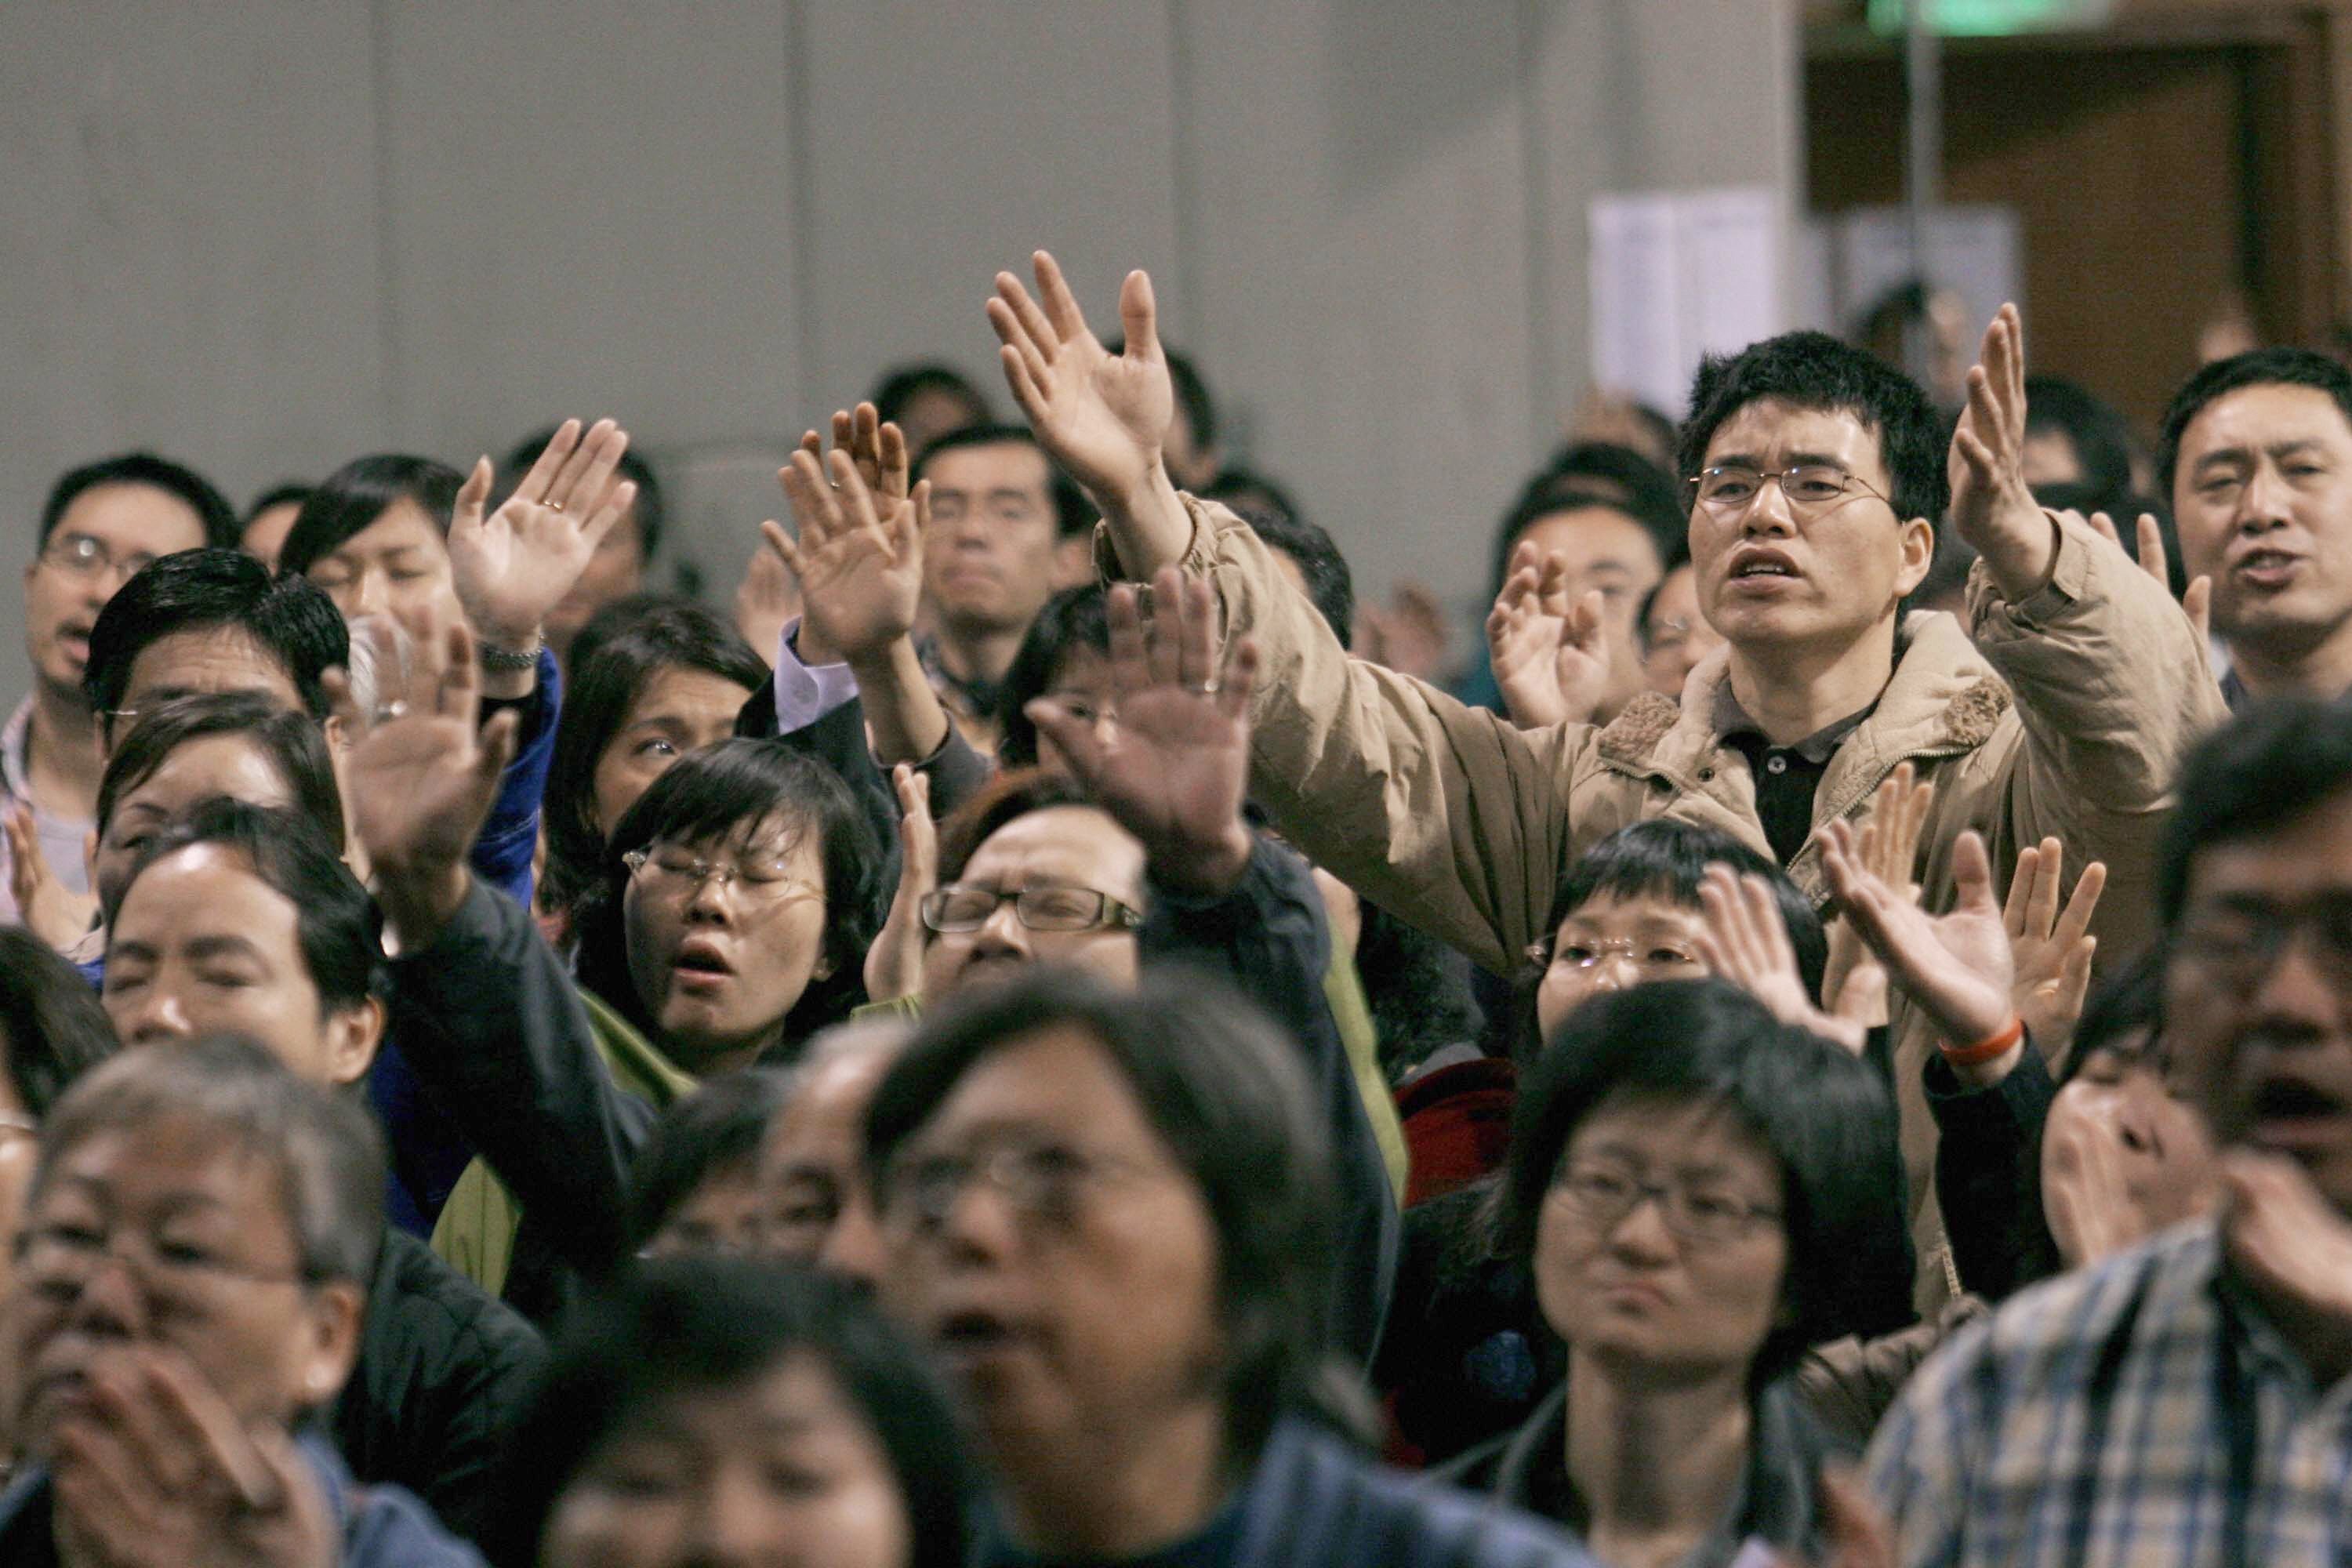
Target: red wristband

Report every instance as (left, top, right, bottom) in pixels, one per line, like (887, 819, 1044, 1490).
(1940, 1015, 2025, 1068)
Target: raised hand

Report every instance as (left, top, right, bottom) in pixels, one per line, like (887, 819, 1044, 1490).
(450, 417, 637, 658)
(986, 252, 1174, 514)
(1027, 566, 1258, 895)
(5, 802, 95, 951)
(768, 408, 926, 668)
(732, 539, 801, 669)
(1820, 824, 2017, 1080)
(1486, 542, 1609, 729)
(864, 765, 936, 1004)
(1819, 762, 1933, 1025)
(328, 611, 519, 947)
(50, 1346, 338, 1568)
(1693, 864, 1878, 1055)
(2002, 837, 2105, 1060)
(1947, 304, 2056, 597)
(2086, 509, 2212, 641)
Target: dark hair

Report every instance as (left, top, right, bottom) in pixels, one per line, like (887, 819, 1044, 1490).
(575, 741, 884, 1065)
(1677, 332, 1950, 533)
(96, 691, 344, 854)
(2024, 376, 2134, 508)
(38, 453, 238, 554)
(2158, 695, 2352, 927)
(1509, 820, 1825, 1065)
(996, 589, 1111, 769)
(935, 767, 1100, 884)
(1489, 442, 1687, 600)
(1356, 905, 1485, 1083)
(35, 1034, 386, 1289)
(864, 967, 1334, 1461)
(625, 1068, 793, 1252)
(242, 483, 313, 530)
(1501, 979, 1915, 1384)
(2156, 347, 2352, 499)
(0, 930, 118, 1118)
(84, 550, 349, 739)
(277, 454, 465, 580)
(1229, 497, 1356, 652)
(873, 362, 993, 426)
(544, 601, 768, 917)
(114, 800, 381, 1015)
(914, 423, 1094, 539)
(503, 1260, 975, 1568)
(1167, 349, 1218, 456)
(504, 427, 666, 561)
(2060, 945, 2167, 1089)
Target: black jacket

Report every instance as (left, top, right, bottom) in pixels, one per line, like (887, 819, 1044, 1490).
(1443, 1376, 1832, 1568)
(1925, 1044, 2062, 1301)
(328, 1228, 546, 1559)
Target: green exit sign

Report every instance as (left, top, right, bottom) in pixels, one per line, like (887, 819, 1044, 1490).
(1866, 0, 2111, 34)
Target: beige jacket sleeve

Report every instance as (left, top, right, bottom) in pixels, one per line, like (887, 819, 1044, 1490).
(1124, 495, 1584, 976)
(1964, 510, 2229, 960)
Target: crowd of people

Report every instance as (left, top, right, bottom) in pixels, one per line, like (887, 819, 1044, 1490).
(1, 238, 2350, 1568)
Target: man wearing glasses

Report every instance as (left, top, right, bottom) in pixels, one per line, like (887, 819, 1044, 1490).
(987, 255, 2226, 1312)
(5, 454, 237, 933)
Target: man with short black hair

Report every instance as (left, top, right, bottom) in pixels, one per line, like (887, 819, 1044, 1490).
(2161, 347, 2352, 705)
(988, 253, 2224, 1311)
(1870, 695, 2352, 1566)
(2, 454, 235, 931)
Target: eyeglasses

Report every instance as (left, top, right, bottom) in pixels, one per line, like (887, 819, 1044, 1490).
(622, 845, 822, 906)
(880, 1134, 1162, 1232)
(1550, 1163, 1783, 1247)
(15, 1220, 313, 1321)
(1683, 464, 1892, 517)
(920, 884, 1144, 935)
(1526, 935, 1705, 979)
(42, 533, 161, 583)
(2172, 895, 2352, 994)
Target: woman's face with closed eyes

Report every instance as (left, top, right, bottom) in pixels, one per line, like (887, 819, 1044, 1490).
(591, 666, 757, 840)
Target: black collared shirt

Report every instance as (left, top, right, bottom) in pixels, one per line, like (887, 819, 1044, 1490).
(1714, 686, 1877, 866)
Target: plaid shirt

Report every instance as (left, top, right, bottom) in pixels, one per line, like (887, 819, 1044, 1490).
(1866, 1218, 2352, 1568)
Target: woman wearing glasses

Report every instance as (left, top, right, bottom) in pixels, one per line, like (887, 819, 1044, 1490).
(1444, 979, 1914, 1568)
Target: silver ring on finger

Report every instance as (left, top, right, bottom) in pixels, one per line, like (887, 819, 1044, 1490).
(1188, 681, 1220, 697)
(546, 499, 564, 514)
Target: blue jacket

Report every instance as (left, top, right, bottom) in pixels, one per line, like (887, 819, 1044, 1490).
(0, 1429, 485, 1566)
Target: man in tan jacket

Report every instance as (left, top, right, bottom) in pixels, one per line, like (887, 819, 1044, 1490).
(982, 254, 2227, 1309)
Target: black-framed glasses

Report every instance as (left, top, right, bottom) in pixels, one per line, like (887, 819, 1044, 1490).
(1683, 464, 1892, 517)
(1550, 1163, 1783, 1247)
(2171, 894, 2352, 994)
(879, 1134, 1162, 1232)
(920, 884, 1144, 935)
(42, 532, 160, 583)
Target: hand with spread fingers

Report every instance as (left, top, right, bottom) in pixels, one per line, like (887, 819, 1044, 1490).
(1693, 863, 1880, 1055)
(1947, 304, 2060, 599)
(1486, 541, 1609, 730)
(330, 613, 521, 949)
(2085, 508, 2212, 642)
(2002, 837, 2105, 1062)
(49, 1347, 336, 1568)
(985, 250, 1190, 570)
(1027, 566, 1259, 896)
(732, 539, 802, 670)
(1820, 824, 2020, 1084)
(450, 416, 637, 685)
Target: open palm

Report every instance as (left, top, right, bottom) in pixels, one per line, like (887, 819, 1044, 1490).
(987, 251, 1173, 505)
(1821, 822, 2013, 1048)
(1487, 542, 1608, 728)
(1028, 568, 1256, 887)
(335, 621, 517, 878)
(770, 424, 926, 665)
(452, 417, 635, 647)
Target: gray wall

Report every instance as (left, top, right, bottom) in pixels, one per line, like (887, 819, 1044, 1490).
(0, 0, 1798, 700)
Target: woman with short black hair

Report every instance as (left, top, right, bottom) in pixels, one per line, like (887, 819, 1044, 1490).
(1447, 979, 1913, 1568)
